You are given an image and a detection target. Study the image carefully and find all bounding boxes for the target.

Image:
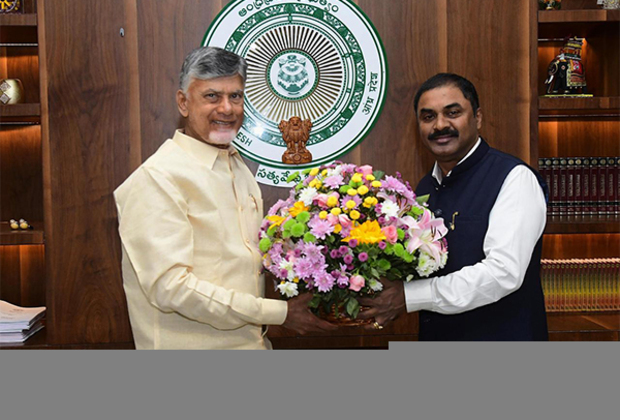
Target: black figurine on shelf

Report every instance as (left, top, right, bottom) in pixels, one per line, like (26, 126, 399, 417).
(544, 37, 591, 96)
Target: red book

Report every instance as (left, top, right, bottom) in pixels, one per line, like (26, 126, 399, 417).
(599, 158, 608, 215)
(559, 158, 568, 216)
(574, 157, 583, 215)
(567, 158, 576, 215)
(582, 158, 590, 215)
(614, 157, 620, 215)
(607, 157, 616, 215)
(589, 157, 599, 215)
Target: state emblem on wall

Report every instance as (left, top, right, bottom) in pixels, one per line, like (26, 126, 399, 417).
(203, 0, 388, 187)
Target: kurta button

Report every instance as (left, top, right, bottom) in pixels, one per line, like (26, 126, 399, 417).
(434, 209, 443, 216)
(435, 187, 439, 191)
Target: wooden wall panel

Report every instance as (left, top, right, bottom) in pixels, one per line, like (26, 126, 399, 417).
(0, 245, 45, 308)
(41, 0, 135, 344)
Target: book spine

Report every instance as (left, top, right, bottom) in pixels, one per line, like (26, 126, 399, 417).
(609, 157, 617, 215)
(559, 158, 568, 216)
(582, 158, 590, 216)
(574, 157, 583, 215)
(550, 158, 560, 216)
(599, 158, 608, 215)
(589, 157, 599, 215)
(567, 158, 576, 215)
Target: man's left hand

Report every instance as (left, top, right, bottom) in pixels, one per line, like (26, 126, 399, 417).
(357, 279, 406, 330)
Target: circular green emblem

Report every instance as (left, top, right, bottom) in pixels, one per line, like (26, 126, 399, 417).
(203, 0, 388, 183)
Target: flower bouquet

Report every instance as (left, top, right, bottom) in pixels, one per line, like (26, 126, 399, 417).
(258, 163, 448, 324)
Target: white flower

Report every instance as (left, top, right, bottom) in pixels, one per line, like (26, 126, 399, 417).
(298, 187, 318, 206)
(326, 166, 343, 177)
(277, 281, 299, 298)
(367, 278, 384, 292)
(279, 259, 296, 281)
(416, 251, 439, 277)
(380, 199, 400, 219)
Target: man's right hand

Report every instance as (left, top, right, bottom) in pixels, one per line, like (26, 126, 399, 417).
(281, 293, 338, 335)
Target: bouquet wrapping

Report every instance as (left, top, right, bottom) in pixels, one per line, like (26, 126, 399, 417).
(259, 163, 449, 321)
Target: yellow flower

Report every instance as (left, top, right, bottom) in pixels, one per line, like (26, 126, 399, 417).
(321, 169, 328, 176)
(309, 167, 320, 176)
(267, 215, 286, 227)
(327, 196, 339, 207)
(309, 179, 321, 188)
(351, 174, 363, 183)
(289, 201, 309, 217)
(366, 174, 375, 181)
(371, 181, 382, 188)
(293, 277, 300, 284)
(350, 210, 360, 220)
(347, 189, 358, 196)
(334, 224, 342, 234)
(342, 220, 387, 244)
(319, 211, 328, 219)
(358, 185, 369, 195)
(346, 200, 356, 209)
(363, 203, 372, 208)
(331, 208, 342, 216)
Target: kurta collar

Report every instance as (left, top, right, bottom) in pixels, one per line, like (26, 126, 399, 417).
(431, 137, 490, 185)
(172, 129, 238, 170)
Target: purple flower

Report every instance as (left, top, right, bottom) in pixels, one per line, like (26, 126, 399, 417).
(314, 272, 336, 293)
(338, 245, 349, 255)
(323, 174, 344, 189)
(308, 216, 334, 240)
(330, 249, 339, 259)
(348, 239, 358, 248)
(378, 241, 387, 250)
(358, 252, 368, 262)
(340, 195, 362, 209)
(343, 254, 354, 264)
(293, 258, 314, 279)
(302, 242, 323, 260)
(377, 216, 386, 225)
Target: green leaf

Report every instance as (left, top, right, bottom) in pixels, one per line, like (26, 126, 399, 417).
(267, 224, 278, 236)
(397, 228, 405, 240)
(416, 194, 430, 205)
(286, 171, 300, 183)
(370, 268, 380, 279)
(377, 259, 391, 271)
(302, 168, 312, 175)
(346, 297, 360, 318)
(373, 170, 385, 180)
(308, 294, 322, 309)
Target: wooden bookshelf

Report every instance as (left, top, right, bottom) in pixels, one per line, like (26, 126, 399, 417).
(0, 222, 44, 245)
(539, 96, 620, 111)
(0, 13, 37, 27)
(545, 216, 620, 234)
(539, 9, 620, 23)
(0, 103, 41, 118)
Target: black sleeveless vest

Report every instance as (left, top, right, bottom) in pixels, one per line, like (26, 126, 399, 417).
(415, 139, 549, 341)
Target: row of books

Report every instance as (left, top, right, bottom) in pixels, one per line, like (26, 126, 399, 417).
(0, 300, 45, 344)
(538, 157, 619, 216)
(541, 258, 619, 313)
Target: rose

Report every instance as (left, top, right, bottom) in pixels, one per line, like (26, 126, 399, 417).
(381, 225, 398, 244)
(349, 275, 365, 292)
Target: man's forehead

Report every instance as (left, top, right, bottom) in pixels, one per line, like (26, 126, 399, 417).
(418, 85, 469, 112)
(190, 75, 245, 91)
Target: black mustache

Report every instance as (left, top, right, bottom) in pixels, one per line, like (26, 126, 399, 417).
(428, 129, 459, 140)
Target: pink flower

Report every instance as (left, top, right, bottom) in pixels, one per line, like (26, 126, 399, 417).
(402, 209, 448, 263)
(358, 165, 374, 177)
(349, 275, 365, 292)
(381, 225, 398, 244)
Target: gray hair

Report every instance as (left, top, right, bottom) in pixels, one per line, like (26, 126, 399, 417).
(179, 46, 247, 93)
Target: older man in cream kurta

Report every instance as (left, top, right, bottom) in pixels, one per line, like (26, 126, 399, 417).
(114, 47, 334, 349)
(115, 130, 289, 349)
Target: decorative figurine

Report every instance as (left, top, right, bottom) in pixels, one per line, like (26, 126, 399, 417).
(539, 0, 562, 10)
(544, 37, 591, 96)
(0, 0, 22, 14)
(9, 219, 19, 230)
(0, 79, 24, 105)
(279, 116, 313, 165)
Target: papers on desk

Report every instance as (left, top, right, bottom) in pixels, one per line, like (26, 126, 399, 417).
(0, 300, 46, 343)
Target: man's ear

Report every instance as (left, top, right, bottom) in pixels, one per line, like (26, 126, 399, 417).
(475, 108, 483, 130)
(177, 90, 189, 118)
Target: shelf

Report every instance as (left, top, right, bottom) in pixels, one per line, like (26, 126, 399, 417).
(0, 104, 40, 118)
(539, 9, 620, 23)
(545, 215, 620, 234)
(0, 326, 47, 349)
(539, 96, 620, 112)
(0, 222, 44, 245)
(0, 13, 37, 26)
(547, 311, 620, 332)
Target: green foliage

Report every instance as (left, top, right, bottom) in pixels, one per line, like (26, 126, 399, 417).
(393, 243, 405, 257)
(346, 297, 360, 318)
(416, 194, 430, 205)
(397, 228, 405, 240)
(302, 168, 312, 175)
(296, 211, 311, 224)
(267, 224, 278, 237)
(339, 185, 352, 194)
(377, 259, 391, 271)
(286, 171, 300, 183)
(283, 219, 297, 231)
(373, 170, 385, 180)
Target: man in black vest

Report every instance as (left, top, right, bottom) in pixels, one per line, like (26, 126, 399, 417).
(359, 73, 549, 341)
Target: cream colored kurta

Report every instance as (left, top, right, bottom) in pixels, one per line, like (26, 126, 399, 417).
(114, 130, 287, 349)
